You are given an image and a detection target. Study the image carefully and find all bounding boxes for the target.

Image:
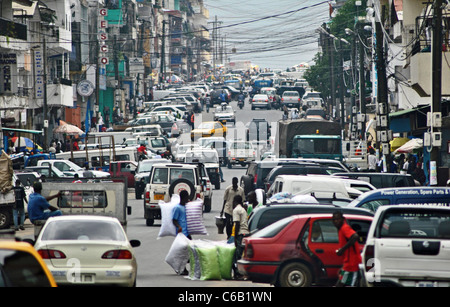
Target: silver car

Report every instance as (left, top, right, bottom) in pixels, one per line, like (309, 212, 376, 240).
(251, 94, 271, 110)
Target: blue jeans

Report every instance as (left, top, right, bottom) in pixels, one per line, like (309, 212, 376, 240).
(13, 208, 25, 228)
(42, 210, 63, 220)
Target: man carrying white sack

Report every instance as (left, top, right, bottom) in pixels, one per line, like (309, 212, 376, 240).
(172, 190, 191, 276)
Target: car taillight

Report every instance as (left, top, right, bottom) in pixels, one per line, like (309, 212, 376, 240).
(253, 174, 257, 184)
(145, 191, 150, 203)
(281, 98, 284, 101)
(245, 244, 254, 258)
(102, 250, 132, 260)
(298, 98, 301, 102)
(252, 99, 255, 102)
(364, 245, 375, 272)
(38, 249, 67, 259)
(196, 193, 201, 199)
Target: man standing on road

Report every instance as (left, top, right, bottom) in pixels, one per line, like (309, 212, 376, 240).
(332, 210, 361, 287)
(232, 195, 249, 280)
(221, 177, 245, 239)
(172, 190, 191, 240)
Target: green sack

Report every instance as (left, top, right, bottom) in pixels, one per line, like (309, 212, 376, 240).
(216, 244, 236, 280)
(196, 246, 222, 281)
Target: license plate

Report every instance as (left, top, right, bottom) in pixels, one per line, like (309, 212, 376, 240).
(82, 274, 95, 283)
(154, 194, 165, 200)
(239, 158, 245, 161)
(417, 281, 437, 287)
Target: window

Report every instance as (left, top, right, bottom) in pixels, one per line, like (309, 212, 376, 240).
(378, 209, 450, 239)
(59, 190, 107, 209)
(170, 168, 194, 184)
(359, 199, 390, 212)
(152, 168, 168, 184)
(41, 220, 126, 241)
(252, 217, 293, 238)
(310, 220, 339, 243)
(0, 249, 53, 287)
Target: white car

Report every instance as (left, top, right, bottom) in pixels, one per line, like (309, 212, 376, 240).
(251, 94, 271, 110)
(227, 141, 256, 168)
(34, 216, 140, 287)
(37, 159, 110, 179)
(174, 144, 200, 162)
(213, 103, 236, 125)
(362, 205, 450, 287)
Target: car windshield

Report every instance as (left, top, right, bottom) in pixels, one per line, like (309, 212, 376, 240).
(0, 249, 53, 287)
(198, 123, 214, 129)
(151, 139, 165, 147)
(378, 208, 450, 239)
(138, 159, 168, 172)
(41, 219, 126, 241)
(251, 216, 293, 238)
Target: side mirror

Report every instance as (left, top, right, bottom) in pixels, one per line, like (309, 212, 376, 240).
(130, 240, 141, 248)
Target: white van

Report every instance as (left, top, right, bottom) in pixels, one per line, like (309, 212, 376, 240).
(267, 175, 364, 200)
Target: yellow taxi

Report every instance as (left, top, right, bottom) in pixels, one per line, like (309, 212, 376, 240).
(191, 121, 227, 141)
(0, 240, 57, 287)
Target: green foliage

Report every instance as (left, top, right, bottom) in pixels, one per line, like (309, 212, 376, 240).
(304, 0, 367, 98)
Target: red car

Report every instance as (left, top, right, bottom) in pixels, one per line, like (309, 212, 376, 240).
(237, 214, 373, 287)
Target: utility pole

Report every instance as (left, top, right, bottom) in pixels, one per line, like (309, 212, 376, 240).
(430, 0, 443, 184)
(375, 7, 390, 169)
(208, 16, 222, 79)
(328, 29, 336, 119)
(160, 20, 168, 84)
(43, 38, 48, 150)
(338, 39, 345, 133)
(358, 23, 366, 141)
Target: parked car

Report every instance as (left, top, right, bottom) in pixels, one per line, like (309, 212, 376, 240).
(251, 94, 271, 110)
(281, 91, 301, 108)
(34, 215, 140, 287)
(247, 204, 374, 233)
(362, 205, 450, 287)
(348, 187, 450, 212)
(0, 240, 57, 287)
(238, 213, 373, 287)
(263, 164, 344, 191)
(37, 159, 110, 179)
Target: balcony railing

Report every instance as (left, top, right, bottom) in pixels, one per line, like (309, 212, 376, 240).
(0, 18, 27, 41)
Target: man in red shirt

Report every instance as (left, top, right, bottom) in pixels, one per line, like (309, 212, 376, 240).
(332, 210, 361, 287)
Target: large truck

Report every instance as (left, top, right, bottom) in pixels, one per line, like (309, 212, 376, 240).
(275, 118, 343, 161)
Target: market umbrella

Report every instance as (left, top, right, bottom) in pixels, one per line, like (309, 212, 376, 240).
(390, 137, 410, 152)
(13, 137, 42, 151)
(395, 138, 423, 154)
(53, 120, 84, 136)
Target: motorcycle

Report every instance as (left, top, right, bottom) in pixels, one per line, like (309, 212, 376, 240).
(238, 99, 244, 109)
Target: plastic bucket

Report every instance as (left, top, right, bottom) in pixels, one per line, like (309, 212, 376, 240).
(215, 216, 226, 234)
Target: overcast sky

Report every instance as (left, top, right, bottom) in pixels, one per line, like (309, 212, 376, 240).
(203, 0, 331, 70)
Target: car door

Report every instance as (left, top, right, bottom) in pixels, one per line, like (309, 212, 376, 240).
(306, 218, 342, 279)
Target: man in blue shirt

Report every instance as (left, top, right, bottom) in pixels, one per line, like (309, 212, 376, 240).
(28, 181, 62, 223)
(172, 190, 191, 239)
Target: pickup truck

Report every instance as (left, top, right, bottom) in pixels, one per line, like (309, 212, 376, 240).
(362, 205, 450, 287)
(281, 91, 301, 108)
(227, 141, 256, 168)
(109, 161, 137, 188)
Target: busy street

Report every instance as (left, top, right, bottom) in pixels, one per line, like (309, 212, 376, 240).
(0, 0, 450, 292)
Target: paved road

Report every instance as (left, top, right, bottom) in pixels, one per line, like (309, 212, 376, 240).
(14, 98, 283, 288)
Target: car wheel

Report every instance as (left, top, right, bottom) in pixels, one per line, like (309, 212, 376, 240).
(277, 262, 312, 287)
(169, 178, 196, 201)
(0, 209, 11, 229)
(204, 197, 211, 213)
(146, 218, 154, 226)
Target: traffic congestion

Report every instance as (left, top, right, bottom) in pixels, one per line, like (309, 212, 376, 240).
(0, 0, 449, 292)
